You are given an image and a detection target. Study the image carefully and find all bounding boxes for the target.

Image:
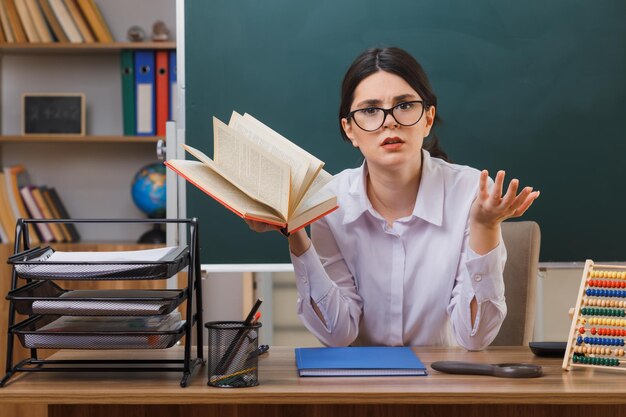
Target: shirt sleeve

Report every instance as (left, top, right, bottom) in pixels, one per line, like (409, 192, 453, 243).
(289, 217, 363, 346)
(446, 224, 508, 351)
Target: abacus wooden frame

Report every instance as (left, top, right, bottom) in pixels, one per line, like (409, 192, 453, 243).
(563, 260, 626, 371)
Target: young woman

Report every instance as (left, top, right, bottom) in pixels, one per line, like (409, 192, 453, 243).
(248, 47, 539, 349)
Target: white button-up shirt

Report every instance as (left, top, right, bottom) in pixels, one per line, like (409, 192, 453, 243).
(290, 150, 507, 349)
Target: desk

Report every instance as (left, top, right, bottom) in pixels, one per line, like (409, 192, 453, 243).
(0, 346, 624, 417)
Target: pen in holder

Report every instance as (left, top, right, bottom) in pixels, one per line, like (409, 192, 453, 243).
(205, 320, 262, 387)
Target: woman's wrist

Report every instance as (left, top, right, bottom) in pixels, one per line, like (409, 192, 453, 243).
(288, 229, 311, 256)
(469, 221, 501, 255)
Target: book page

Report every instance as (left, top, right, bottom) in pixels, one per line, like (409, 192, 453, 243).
(183, 143, 287, 219)
(213, 117, 290, 218)
(242, 112, 325, 208)
(229, 111, 309, 214)
(292, 169, 333, 214)
(166, 160, 284, 225)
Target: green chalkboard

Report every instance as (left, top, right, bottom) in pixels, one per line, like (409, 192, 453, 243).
(184, 0, 626, 263)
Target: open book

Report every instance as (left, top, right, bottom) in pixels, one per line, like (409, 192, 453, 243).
(165, 112, 338, 233)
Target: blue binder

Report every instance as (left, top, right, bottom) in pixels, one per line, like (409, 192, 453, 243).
(295, 346, 428, 377)
(134, 50, 156, 136)
(169, 50, 177, 120)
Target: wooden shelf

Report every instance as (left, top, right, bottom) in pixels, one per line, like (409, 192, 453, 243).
(0, 42, 176, 55)
(0, 135, 163, 143)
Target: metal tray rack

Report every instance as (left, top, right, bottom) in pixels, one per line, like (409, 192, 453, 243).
(1, 218, 204, 387)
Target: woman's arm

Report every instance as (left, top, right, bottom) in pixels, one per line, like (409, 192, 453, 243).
(246, 217, 363, 346)
(289, 218, 363, 346)
(467, 170, 539, 325)
(448, 225, 507, 351)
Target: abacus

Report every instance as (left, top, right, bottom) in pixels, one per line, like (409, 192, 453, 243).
(563, 260, 626, 371)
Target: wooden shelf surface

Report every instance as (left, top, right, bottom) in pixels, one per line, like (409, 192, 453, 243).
(0, 135, 163, 143)
(0, 42, 175, 54)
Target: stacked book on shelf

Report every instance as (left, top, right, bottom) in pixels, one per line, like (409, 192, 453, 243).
(0, 0, 114, 44)
(0, 163, 80, 244)
(121, 49, 177, 137)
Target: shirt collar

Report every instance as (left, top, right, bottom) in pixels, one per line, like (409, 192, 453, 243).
(342, 150, 444, 226)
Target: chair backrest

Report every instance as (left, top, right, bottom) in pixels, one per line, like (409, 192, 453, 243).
(491, 221, 541, 346)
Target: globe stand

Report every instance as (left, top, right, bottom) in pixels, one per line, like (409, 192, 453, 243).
(138, 223, 166, 244)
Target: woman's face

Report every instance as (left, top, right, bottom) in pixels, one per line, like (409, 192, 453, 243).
(341, 71, 435, 170)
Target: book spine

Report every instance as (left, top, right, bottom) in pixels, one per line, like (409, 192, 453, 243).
(31, 186, 65, 242)
(75, 0, 109, 42)
(20, 185, 54, 242)
(14, 0, 39, 42)
(36, 0, 67, 42)
(0, 0, 15, 42)
(48, 0, 81, 43)
(62, 0, 92, 42)
(4, 0, 26, 42)
(24, 0, 51, 42)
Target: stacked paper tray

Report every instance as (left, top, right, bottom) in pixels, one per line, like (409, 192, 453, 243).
(13, 315, 186, 350)
(8, 246, 189, 280)
(7, 281, 186, 316)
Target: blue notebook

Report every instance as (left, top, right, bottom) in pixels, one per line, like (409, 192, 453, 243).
(295, 346, 427, 377)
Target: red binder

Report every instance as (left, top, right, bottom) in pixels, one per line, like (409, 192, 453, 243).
(155, 50, 169, 137)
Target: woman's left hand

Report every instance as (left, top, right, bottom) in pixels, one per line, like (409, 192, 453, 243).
(470, 170, 540, 228)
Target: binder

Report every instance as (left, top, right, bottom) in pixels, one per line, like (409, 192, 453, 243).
(134, 50, 155, 136)
(295, 346, 428, 377)
(155, 50, 169, 137)
(120, 50, 136, 136)
(169, 50, 177, 120)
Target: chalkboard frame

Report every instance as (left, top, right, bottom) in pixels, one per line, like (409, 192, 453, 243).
(22, 93, 86, 136)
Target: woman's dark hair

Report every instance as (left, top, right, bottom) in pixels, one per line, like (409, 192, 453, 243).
(339, 47, 450, 162)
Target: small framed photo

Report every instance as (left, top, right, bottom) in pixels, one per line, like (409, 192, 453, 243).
(22, 93, 86, 136)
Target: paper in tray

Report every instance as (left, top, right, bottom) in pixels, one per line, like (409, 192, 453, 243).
(13, 314, 186, 350)
(8, 281, 186, 316)
(9, 246, 189, 280)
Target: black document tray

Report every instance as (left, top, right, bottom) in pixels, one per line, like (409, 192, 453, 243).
(7, 281, 186, 316)
(8, 246, 189, 280)
(12, 315, 186, 350)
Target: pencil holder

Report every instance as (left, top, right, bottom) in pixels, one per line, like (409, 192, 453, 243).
(205, 320, 262, 387)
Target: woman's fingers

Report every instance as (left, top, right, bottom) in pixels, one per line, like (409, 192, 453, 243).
(490, 170, 505, 204)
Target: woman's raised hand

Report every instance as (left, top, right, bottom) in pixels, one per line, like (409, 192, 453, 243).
(470, 170, 540, 228)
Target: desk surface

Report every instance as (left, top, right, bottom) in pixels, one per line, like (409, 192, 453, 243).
(0, 346, 622, 405)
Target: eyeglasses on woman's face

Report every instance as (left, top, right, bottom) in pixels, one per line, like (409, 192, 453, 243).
(347, 100, 426, 132)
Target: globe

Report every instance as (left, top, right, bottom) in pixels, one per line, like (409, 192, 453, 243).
(131, 162, 166, 218)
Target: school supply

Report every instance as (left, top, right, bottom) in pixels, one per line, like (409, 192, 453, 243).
(295, 346, 427, 377)
(165, 112, 338, 234)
